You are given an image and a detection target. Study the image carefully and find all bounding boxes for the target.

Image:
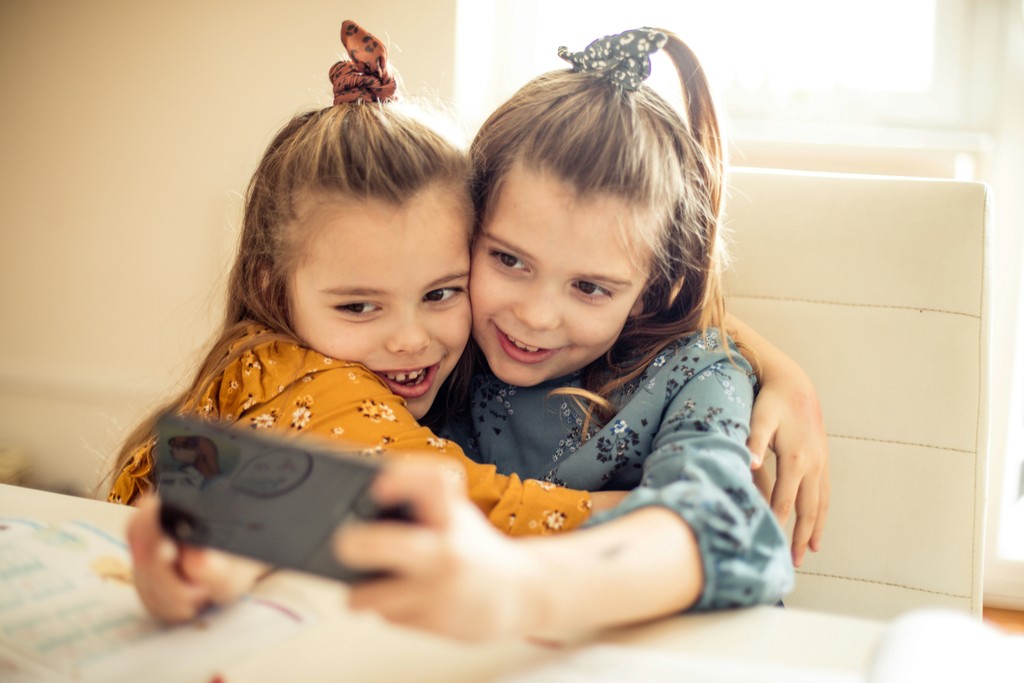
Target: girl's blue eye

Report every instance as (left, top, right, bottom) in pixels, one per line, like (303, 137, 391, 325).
(338, 302, 378, 314)
(424, 287, 461, 303)
(575, 281, 611, 298)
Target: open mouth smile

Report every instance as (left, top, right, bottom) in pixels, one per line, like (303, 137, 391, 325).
(382, 368, 428, 386)
(507, 335, 543, 353)
(495, 327, 560, 364)
(375, 363, 440, 399)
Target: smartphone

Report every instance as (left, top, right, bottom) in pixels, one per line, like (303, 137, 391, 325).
(153, 412, 409, 582)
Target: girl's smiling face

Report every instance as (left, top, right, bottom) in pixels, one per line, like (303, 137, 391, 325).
(288, 187, 472, 419)
(470, 165, 648, 387)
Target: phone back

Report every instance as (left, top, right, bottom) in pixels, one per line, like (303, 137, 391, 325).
(154, 413, 396, 582)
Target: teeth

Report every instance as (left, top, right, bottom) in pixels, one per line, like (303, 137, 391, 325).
(384, 369, 425, 384)
(508, 335, 540, 353)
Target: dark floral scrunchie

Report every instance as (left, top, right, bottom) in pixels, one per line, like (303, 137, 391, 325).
(557, 27, 669, 91)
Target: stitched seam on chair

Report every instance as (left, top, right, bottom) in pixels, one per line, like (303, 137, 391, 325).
(971, 189, 989, 610)
(829, 433, 976, 455)
(729, 294, 980, 319)
(795, 570, 970, 600)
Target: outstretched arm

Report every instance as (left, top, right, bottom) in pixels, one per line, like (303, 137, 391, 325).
(338, 340, 794, 640)
(726, 312, 830, 566)
(337, 460, 703, 640)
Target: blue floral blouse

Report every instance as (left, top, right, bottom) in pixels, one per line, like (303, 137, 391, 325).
(454, 330, 794, 610)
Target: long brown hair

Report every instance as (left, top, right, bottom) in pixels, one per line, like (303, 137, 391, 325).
(105, 101, 471, 492)
(470, 29, 727, 427)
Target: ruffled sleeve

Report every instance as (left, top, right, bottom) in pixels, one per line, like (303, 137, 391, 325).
(586, 334, 793, 609)
(107, 439, 155, 505)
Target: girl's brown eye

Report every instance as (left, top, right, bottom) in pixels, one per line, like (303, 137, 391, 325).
(424, 287, 460, 303)
(494, 251, 524, 269)
(575, 281, 611, 298)
(338, 303, 377, 314)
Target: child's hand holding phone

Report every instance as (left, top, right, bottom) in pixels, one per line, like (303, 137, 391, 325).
(127, 413, 417, 624)
(127, 495, 268, 623)
(153, 413, 411, 584)
(336, 460, 542, 641)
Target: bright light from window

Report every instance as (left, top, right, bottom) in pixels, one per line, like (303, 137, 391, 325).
(521, 0, 937, 93)
(712, 0, 936, 94)
(457, 0, 949, 129)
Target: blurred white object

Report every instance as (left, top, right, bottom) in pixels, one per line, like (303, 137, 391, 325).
(869, 609, 1024, 682)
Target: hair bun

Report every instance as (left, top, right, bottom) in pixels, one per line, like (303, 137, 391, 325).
(329, 20, 397, 104)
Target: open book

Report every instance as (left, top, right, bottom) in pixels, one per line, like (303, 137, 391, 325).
(0, 517, 311, 683)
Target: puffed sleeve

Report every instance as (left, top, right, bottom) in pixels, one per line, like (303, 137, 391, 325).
(585, 339, 793, 609)
(107, 440, 154, 505)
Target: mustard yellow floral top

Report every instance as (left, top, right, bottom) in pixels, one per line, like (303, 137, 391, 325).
(109, 328, 591, 536)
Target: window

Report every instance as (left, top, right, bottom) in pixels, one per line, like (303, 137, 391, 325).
(456, 0, 993, 130)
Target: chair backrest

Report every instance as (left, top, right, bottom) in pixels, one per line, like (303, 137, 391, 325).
(723, 168, 990, 620)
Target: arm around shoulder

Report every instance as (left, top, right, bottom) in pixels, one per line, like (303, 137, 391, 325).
(338, 461, 704, 638)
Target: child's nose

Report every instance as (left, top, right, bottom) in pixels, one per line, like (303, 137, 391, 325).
(385, 317, 431, 355)
(513, 292, 561, 331)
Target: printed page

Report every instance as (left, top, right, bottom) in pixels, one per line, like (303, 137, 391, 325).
(0, 517, 312, 683)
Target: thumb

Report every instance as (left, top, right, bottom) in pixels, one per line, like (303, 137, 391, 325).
(372, 458, 467, 529)
(746, 412, 775, 469)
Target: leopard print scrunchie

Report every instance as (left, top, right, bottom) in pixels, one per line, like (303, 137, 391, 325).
(557, 27, 668, 92)
(329, 20, 397, 104)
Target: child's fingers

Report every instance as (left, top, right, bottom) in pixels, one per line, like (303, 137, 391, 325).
(177, 547, 263, 606)
(125, 495, 168, 561)
(751, 465, 774, 502)
(767, 458, 801, 529)
(789, 483, 819, 568)
(346, 575, 423, 621)
(347, 578, 493, 642)
(334, 521, 445, 577)
(126, 497, 211, 622)
(345, 567, 516, 641)
(745, 410, 776, 469)
(371, 458, 466, 529)
(808, 462, 831, 553)
(135, 569, 210, 623)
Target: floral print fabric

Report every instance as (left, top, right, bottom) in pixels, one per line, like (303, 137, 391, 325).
(108, 326, 592, 536)
(463, 330, 794, 608)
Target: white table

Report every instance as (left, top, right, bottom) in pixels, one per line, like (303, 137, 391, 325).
(0, 483, 888, 682)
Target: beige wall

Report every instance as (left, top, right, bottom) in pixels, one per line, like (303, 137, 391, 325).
(0, 1, 458, 496)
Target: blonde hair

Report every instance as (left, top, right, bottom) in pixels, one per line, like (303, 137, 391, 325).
(470, 30, 727, 427)
(106, 101, 471, 492)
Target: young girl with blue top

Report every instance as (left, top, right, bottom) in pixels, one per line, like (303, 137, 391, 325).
(337, 26, 799, 639)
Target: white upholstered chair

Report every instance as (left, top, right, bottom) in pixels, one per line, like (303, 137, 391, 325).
(723, 168, 991, 620)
